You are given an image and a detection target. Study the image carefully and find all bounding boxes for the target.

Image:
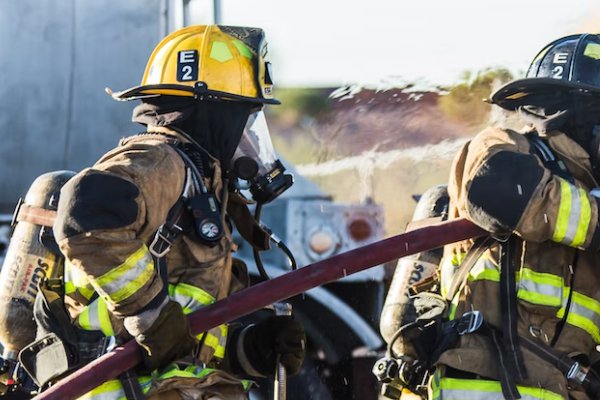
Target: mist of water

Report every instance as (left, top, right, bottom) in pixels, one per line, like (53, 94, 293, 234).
(296, 137, 469, 178)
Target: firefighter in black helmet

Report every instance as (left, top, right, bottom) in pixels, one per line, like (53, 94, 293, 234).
(429, 34, 600, 399)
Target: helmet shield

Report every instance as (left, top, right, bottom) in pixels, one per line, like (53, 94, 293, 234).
(492, 34, 600, 110)
(231, 110, 293, 203)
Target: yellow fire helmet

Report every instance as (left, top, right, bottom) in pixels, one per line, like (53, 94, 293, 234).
(108, 25, 279, 104)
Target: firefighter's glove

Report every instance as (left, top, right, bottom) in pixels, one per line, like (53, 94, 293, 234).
(238, 316, 306, 377)
(124, 300, 197, 372)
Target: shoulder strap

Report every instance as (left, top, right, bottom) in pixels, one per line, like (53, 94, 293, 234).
(445, 235, 495, 302)
(525, 132, 574, 183)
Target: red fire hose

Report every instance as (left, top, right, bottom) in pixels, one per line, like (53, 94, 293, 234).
(33, 218, 485, 400)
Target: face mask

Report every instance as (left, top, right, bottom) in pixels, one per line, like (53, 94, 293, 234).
(231, 110, 293, 203)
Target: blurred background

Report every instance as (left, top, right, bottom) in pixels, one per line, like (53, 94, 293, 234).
(1, 1, 599, 399)
(2, 0, 599, 233)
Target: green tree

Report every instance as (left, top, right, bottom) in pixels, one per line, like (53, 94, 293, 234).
(438, 67, 514, 129)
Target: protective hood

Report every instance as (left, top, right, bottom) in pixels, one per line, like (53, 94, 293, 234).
(132, 96, 257, 171)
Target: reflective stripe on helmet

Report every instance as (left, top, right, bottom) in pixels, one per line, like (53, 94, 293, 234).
(552, 178, 592, 248)
(94, 245, 155, 305)
(430, 374, 564, 400)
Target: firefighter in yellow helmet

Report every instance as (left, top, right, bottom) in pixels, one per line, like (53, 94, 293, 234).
(47, 25, 305, 399)
(429, 34, 600, 399)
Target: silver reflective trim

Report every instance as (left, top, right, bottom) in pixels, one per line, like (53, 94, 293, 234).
(563, 183, 582, 245)
(86, 299, 100, 330)
(100, 250, 153, 298)
(435, 389, 556, 400)
(171, 290, 205, 313)
(570, 301, 600, 328)
(519, 278, 563, 302)
(469, 257, 498, 278)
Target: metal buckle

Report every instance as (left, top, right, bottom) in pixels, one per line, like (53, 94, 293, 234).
(149, 222, 183, 258)
(567, 362, 588, 385)
(149, 229, 173, 258)
(456, 311, 483, 335)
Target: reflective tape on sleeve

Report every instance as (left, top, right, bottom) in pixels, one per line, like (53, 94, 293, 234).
(552, 178, 592, 248)
(77, 297, 115, 336)
(168, 283, 228, 358)
(64, 261, 95, 300)
(94, 245, 155, 304)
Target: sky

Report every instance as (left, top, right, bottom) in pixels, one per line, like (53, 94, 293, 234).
(189, 0, 600, 88)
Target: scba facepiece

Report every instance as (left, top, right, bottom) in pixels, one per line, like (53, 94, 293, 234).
(231, 110, 293, 204)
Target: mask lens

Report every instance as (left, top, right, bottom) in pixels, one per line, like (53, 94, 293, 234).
(232, 110, 294, 203)
(233, 111, 277, 176)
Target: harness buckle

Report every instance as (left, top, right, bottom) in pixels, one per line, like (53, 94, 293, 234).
(567, 361, 588, 386)
(456, 311, 483, 335)
(149, 224, 183, 258)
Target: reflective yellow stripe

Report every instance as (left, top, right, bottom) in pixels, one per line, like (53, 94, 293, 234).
(169, 282, 215, 313)
(204, 327, 227, 359)
(77, 377, 152, 400)
(468, 255, 499, 282)
(158, 364, 253, 390)
(78, 285, 96, 300)
(65, 281, 76, 295)
(65, 261, 95, 300)
(517, 268, 563, 307)
(572, 187, 591, 247)
(552, 178, 592, 247)
(78, 306, 91, 331)
(97, 298, 114, 336)
(77, 297, 115, 336)
(440, 252, 466, 298)
(557, 291, 600, 343)
(169, 283, 228, 358)
(431, 375, 564, 400)
(94, 246, 154, 304)
(552, 178, 573, 243)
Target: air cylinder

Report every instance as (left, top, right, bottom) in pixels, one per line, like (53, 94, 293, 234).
(0, 170, 75, 359)
(380, 185, 449, 357)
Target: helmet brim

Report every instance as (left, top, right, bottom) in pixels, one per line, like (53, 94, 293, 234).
(108, 84, 281, 105)
(490, 78, 600, 110)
